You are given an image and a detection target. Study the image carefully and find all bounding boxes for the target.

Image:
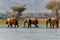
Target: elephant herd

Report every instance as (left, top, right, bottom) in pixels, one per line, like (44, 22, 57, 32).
(6, 17, 59, 28)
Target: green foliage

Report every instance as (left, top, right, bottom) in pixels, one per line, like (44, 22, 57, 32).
(11, 5, 26, 18)
(46, 1, 60, 17)
(46, 1, 60, 10)
(46, 2, 53, 9)
(11, 5, 26, 13)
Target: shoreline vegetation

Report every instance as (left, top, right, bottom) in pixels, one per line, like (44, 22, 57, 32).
(0, 18, 60, 25)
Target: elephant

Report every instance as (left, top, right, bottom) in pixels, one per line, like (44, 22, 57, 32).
(46, 17, 59, 28)
(24, 18, 39, 28)
(6, 17, 19, 28)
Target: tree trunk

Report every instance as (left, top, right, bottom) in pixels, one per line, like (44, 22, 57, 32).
(15, 14, 20, 19)
(55, 9, 58, 18)
(52, 7, 58, 18)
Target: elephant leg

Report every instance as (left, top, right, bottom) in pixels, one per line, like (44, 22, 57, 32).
(11, 24, 12, 28)
(24, 23, 25, 28)
(52, 24, 54, 28)
(17, 24, 19, 28)
(28, 23, 31, 28)
(28, 24, 30, 28)
(8, 23, 10, 28)
(50, 23, 52, 28)
(14, 23, 17, 28)
(46, 24, 48, 28)
(30, 24, 31, 28)
(55, 21, 59, 28)
(56, 23, 59, 28)
(46, 21, 48, 28)
(35, 24, 38, 28)
(16, 21, 19, 28)
(14, 24, 16, 28)
(8, 24, 10, 27)
(10, 23, 12, 28)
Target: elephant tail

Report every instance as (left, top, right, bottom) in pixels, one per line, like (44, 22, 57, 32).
(24, 20, 26, 28)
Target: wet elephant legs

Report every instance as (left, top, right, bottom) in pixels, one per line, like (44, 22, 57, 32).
(14, 24, 19, 28)
(28, 23, 39, 28)
(8, 23, 12, 28)
(8, 23, 19, 28)
(28, 24, 31, 28)
(35, 24, 39, 28)
(50, 24, 59, 28)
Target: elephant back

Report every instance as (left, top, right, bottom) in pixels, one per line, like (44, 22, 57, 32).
(24, 18, 38, 24)
(6, 17, 17, 24)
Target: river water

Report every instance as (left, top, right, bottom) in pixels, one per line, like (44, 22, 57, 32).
(0, 24, 60, 40)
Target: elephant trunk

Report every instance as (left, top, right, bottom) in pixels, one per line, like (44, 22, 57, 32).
(24, 21, 26, 28)
(46, 21, 48, 28)
(6, 21, 8, 24)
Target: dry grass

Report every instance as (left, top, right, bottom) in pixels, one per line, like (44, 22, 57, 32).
(2, 19, 47, 24)
(0, 19, 60, 24)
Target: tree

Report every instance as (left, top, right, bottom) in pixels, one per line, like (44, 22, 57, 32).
(11, 5, 26, 19)
(46, 1, 60, 17)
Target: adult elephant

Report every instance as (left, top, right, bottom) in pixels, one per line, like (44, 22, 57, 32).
(24, 18, 39, 28)
(6, 17, 19, 28)
(46, 17, 59, 28)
